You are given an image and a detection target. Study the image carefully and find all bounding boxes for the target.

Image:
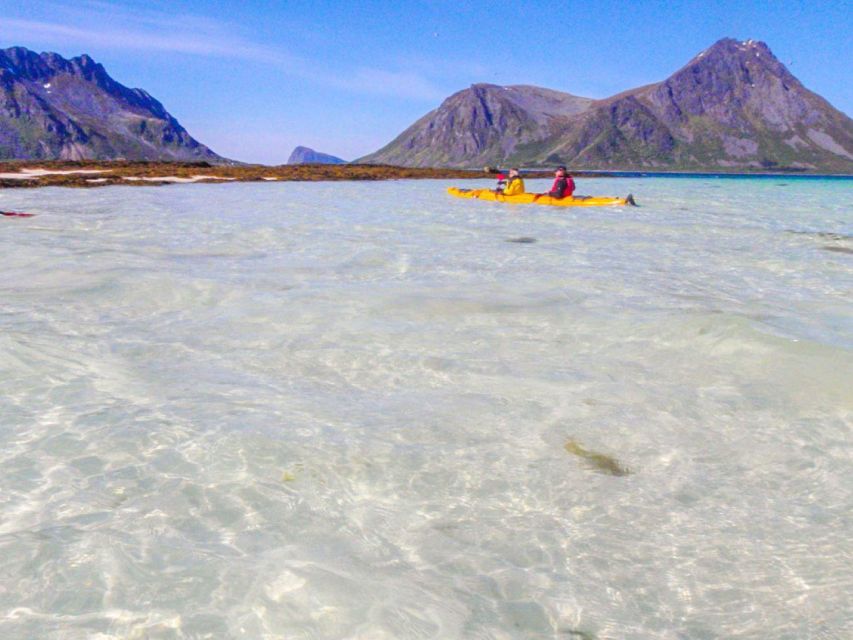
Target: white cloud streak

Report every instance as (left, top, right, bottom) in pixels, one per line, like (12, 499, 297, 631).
(0, 17, 295, 63)
(0, 4, 446, 102)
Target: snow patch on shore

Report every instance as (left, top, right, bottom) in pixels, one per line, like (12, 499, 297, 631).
(0, 168, 112, 180)
(122, 175, 236, 183)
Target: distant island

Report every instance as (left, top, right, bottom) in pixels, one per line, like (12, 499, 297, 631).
(288, 146, 346, 165)
(1, 40, 851, 173)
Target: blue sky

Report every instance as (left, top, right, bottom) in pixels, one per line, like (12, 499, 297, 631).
(2, 0, 851, 164)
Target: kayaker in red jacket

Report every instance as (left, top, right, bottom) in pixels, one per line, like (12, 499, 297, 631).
(546, 166, 575, 198)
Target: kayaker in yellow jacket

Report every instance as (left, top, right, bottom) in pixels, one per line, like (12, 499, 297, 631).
(502, 168, 525, 195)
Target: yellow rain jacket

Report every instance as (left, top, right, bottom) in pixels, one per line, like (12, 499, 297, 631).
(503, 177, 525, 196)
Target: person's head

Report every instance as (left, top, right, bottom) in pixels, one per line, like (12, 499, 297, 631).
(509, 168, 519, 178)
(556, 166, 566, 176)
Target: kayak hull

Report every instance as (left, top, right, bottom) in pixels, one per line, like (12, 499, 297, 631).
(447, 187, 632, 207)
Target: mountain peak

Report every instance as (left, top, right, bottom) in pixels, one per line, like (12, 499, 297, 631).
(706, 37, 771, 53)
(1, 48, 111, 85)
(684, 37, 788, 78)
(360, 38, 853, 171)
(646, 36, 812, 132)
(688, 38, 774, 61)
(0, 45, 223, 162)
(357, 84, 593, 167)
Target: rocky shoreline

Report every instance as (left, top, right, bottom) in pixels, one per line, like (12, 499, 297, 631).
(0, 161, 504, 189)
(3, 161, 838, 190)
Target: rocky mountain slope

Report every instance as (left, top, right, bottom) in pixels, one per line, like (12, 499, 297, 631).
(360, 84, 593, 168)
(0, 47, 223, 162)
(358, 39, 853, 172)
(287, 146, 345, 164)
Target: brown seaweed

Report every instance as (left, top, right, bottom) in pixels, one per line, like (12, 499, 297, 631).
(564, 439, 631, 476)
(822, 246, 853, 255)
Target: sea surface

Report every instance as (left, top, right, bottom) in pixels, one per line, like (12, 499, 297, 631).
(0, 178, 851, 639)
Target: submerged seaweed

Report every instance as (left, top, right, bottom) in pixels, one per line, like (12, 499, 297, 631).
(565, 439, 631, 476)
(786, 230, 853, 242)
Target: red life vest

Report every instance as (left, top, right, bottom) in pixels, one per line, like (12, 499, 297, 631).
(549, 175, 575, 198)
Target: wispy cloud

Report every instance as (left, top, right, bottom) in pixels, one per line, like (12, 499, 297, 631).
(0, 1, 446, 102)
(0, 16, 291, 63)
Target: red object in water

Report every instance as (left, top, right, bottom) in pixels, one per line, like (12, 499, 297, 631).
(1, 211, 36, 217)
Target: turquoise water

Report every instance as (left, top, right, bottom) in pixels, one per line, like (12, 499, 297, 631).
(0, 178, 851, 639)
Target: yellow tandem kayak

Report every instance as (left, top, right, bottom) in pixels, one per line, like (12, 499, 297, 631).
(447, 187, 636, 207)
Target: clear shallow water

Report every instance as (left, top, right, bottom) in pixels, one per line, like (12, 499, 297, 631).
(0, 178, 851, 639)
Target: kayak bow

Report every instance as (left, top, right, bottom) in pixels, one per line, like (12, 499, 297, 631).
(1, 211, 36, 217)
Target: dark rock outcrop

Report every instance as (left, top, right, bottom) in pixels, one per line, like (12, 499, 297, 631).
(0, 47, 223, 162)
(358, 39, 853, 172)
(287, 146, 346, 164)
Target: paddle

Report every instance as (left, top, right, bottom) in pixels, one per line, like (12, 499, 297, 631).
(1, 211, 36, 217)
